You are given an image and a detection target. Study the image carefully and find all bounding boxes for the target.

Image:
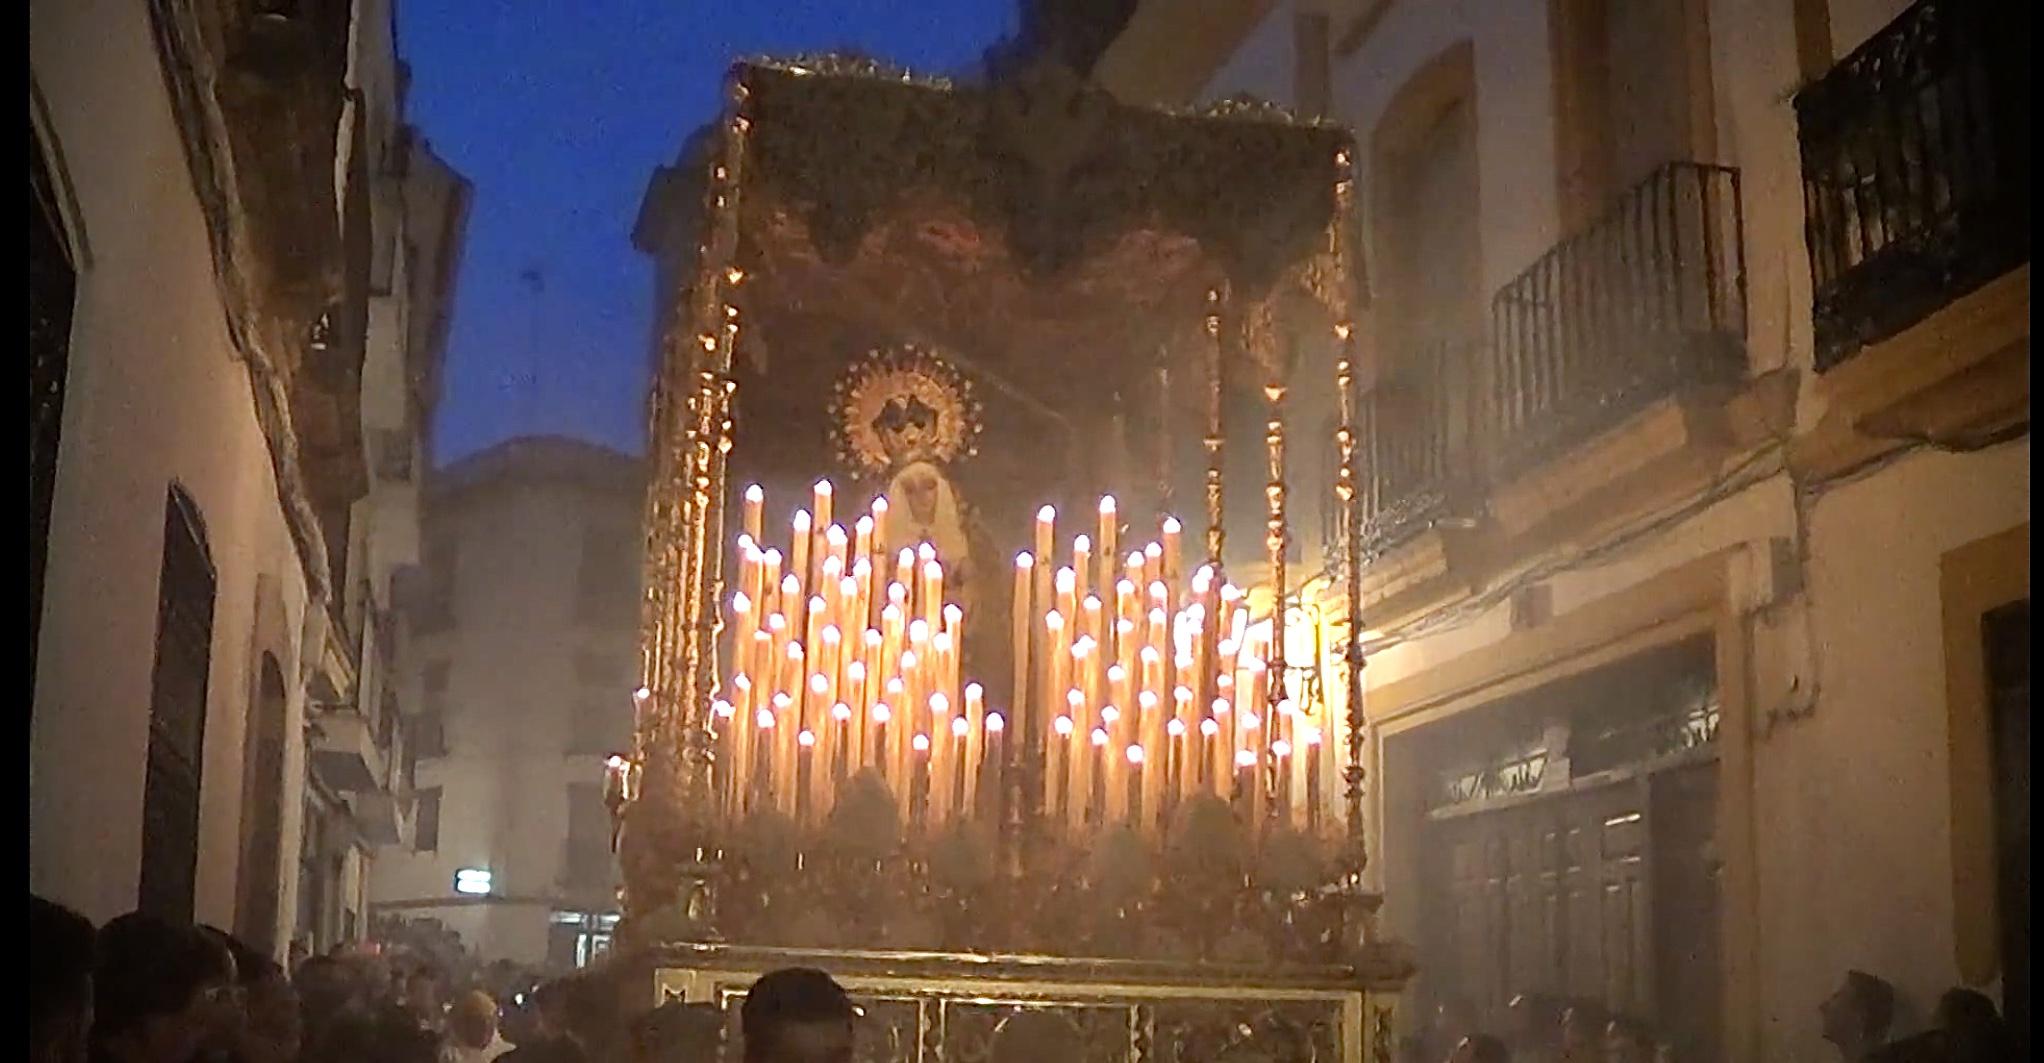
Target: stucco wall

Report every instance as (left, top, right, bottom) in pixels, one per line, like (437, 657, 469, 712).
(29, 0, 313, 929)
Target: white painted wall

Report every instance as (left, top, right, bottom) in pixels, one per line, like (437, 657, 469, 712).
(29, 0, 314, 929)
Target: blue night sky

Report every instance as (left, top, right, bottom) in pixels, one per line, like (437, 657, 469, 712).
(400, 1, 1018, 463)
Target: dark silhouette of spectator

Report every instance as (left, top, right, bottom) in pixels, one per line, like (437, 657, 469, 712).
(197, 930, 299, 1063)
(1820, 971, 1897, 1062)
(1506, 995, 1564, 1063)
(32, 894, 96, 1063)
(1451, 1032, 1512, 1063)
(92, 913, 236, 1063)
(445, 990, 514, 1062)
(741, 967, 859, 1063)
(1603, 1016, 1657, 1063)
(1933, 988, 2011, 1063)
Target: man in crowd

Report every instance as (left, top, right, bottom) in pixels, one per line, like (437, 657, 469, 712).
(740, 967, 859, 1063)
(32, 895, 97, 1063)
(444, 990, 515, 1063)
(92, 913, 237, 1063)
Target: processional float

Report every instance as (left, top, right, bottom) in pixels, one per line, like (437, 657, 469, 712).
(610, 42, 1413, 1062)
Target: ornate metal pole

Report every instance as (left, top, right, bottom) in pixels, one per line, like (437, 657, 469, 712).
(1331, 144, 1369, 886)
(1263, 361, 1289, 828)
(623, 73, 752, 938)
(1202, 285, 1228, 566)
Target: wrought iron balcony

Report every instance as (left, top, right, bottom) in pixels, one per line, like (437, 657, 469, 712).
(1487, 162, 1747, 478)
(1356, 339, 1470, 552)
(1795, 0, 2029, 371)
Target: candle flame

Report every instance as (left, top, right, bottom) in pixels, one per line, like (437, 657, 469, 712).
(814, 479, 833, 497)
(1107, 665, 1126, 683)
(951, 716, 969, 737)
(736, 533, 755, 553)
(808, 595, 826, 613)
(1126, 551, 1144, 568)
(713, 700, 735, 719)
(918, 543, 937, 563)
(886, 678, 904, 695)
(1074, 534, 1091, 551)
(634, 686, 651, 701)
(871, 496, 889, 515)
(908, 620, 929, 643)
(1277, 698, 1298, 717)
(744, 484, 764, 503)
(1236, 749, 1259, 768)
(847, 661, 865, 682)
(1116, 579, 1136, 596)
(1145, 542, 1162, 559)
(1167, 719, 1187, 737)
(1241, 713, 1261, 731)
(1066, 689, 1084, 707)
(821, 625, 841, 645)
(1174, 685, 1193, 703)
(757, 710, 776, 729)
(1099, 495, 1116, 514)
(1126, 744, 1145, 765)
(851, 556, 871, 577)
(872, 703, 892, 723)
(1015, 551, 1034, 569)
(840, 577, 857, 597)
(912, 734, 930, 752)
(1037, 504, 1056, 523)
(1212, 698, 1231, 715)
(733, 674, 752, 691)
(1056, 567, 1076, 593)
(781, 575, 801, 596)
(1083, 595, 1103, 613)
(944, 603, 963, 625)
(1138, 691, 1158, 709)
(1303, 728, 1322, 747)
(1101, 706, 1121, 725)
(964, 681, 983, 700)
(772, 693, 793, 709)
(1045, 611, 1065, 631)
(900, 650, 918, 670)
(1117, 619, 1135, 635)
(832, 702, 852, 721)
(856, 514, 874, 534)
(1200, 718, 1220, 737)
(1055, 715, 1075, 736)
(822, 556, 842, 579)
(929, 692, 949, 714)
(1149, 583, 1168, 602)
(786, 643, 803, 660)
(1163, 516, 1182, 534)
(864, 629, 882, 648)
(826, 524, 847, 546)
(897, 547, 915, 567)
(809, 674, 828, 695)
(764, 548, 783, 565)
(731, 591, 753, 613)
(1091, 728, 1109, 747)
(794, 509, 811, 531)
(986, 713, 1005, 733)
(798, 729, 816, 748)
(607, 754, 628, 769)
(1272, 739, 1292, 757)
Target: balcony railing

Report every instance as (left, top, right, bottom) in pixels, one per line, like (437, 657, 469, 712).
(1488, 162, 1747, 478)
(1357, 339, 1470, 551)
(1795, 0, 2029, 371)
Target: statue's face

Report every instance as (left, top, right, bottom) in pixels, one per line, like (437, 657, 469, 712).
(902, 469, 939, 524)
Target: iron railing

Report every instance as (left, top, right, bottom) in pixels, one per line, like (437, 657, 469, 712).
(1488, 162, 1747, 477)
(1357, 339, 1471, 551)
(1795, 0, 2030, 371)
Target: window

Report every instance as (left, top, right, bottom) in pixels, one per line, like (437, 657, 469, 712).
(140, 487, 217, 922)
(31, 120, 78, 713)
(575, 524, 636, 625)
(453, 867, 493, 895)
(1985, 600, 2030, 1050)
(413, 788, 443, 852)
(237, 654, 290, 952)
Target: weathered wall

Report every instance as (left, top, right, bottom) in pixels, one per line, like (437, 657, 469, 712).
(29, 0, 314, 928)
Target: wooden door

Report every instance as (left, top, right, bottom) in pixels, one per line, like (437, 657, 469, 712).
(1986, 600, 2030, 1055)
(1652, 762, 1722, 1060)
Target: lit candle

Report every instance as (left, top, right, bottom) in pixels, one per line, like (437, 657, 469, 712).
(812, 480, 834, 551)
(772, 692, 796, 814)
(853, 514, 874, 570)
(1011, 553, 1034, 747)
(1234, 748, 1259, 825)
(757, 703, 781, 812)
(805, 673, 830, 819)
(920, 555, 944, 633)
(1199, 718, 1220, 792)
(1044, 612, 1069, 745)
(1304, 725, 1323, 834)
(1125, 743, 1147, 831)
(730, 674, 755, 813)
(1143, 541, 1162, 590)
(1271, 737, 1294, 829)
(911, 731, 932, 827)
(1051, 714, 1075, 830)
(1033, 507, 1055, 694)
(1097, 496, 1118, 600)
(832, 701, 854, 782)
(1161, 516, 1183, 596)
(797, 727, 818, 823)
(790, 510, 813, 619)
(1166, 716, 1188, 823)
(894, 549, 915, 604)
(950, 713, 971, 820)
(984, 711, 1006, 820)
(927, 691, 953, 823)
(1072, 534, 1092, 608)
(742, 484, 764, 544)
(1090, 727, 1110, 827)
(761, 549, 784, 620)
(825, 524, 849, 593)
(871, 701, 893, 784)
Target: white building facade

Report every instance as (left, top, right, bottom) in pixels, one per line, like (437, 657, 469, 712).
(30, 0, 467, 962)
(1104, 1, 2028, 1058)
(371, 438, 643, 970)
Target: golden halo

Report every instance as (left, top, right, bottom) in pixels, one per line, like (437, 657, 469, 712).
(831, 345, 982, 476)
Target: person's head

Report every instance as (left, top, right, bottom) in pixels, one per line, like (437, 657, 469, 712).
(31, 895, 96, 1063)
(634, 1001, 726, 1063)
(741, 968, 858, 1063)
(560, 973, 619, 1050)
(200, 928, 300, 1063)
(1449, 1033, 1510, 1063)
(402, 965, 442, 1020)
(93, 913, 236, 1063)
(1932, 987, 2008, 1060)
(447, 990, 500, 1050)
(532, 979, 572, 1036)
(1819, 970, 1896, 1049)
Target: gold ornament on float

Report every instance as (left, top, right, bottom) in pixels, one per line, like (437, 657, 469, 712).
(832, 345, 982, 477)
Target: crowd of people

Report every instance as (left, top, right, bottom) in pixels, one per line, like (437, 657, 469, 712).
(32, 894, 859, 1063)
(1404, 969, 2016, 1063)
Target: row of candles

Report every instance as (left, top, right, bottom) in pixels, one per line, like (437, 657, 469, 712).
(1015, 498, 1325, 840)
(713, 480, 1001, 828)
(699, 479, 1330, 841)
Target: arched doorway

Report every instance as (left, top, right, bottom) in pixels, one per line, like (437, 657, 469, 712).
(238, 652, 290, 953)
